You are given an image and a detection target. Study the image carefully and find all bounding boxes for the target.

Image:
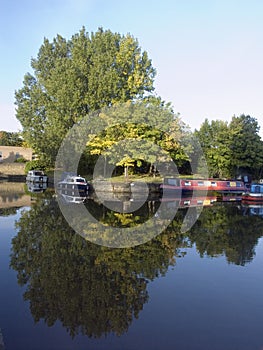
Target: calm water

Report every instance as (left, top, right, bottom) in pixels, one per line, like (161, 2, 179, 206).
(1, 182, 263, 350)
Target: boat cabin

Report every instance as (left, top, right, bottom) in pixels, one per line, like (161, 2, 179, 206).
(250, 184, 263, 194)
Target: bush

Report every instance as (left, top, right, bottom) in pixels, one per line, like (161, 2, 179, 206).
(25, 160, 48, 173)
(14, 157, 27, 163)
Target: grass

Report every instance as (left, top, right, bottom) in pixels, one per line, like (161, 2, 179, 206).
(108, 174, 163, 183)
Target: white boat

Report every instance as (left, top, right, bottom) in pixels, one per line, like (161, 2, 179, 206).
(26, 170, 48, 183)
(57, 174, 89, 193)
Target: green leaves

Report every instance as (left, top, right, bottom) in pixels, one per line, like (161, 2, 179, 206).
(86, 100, 190, 176)
(0, 131, 23, 146)
(195, 115, 263, 178)
(15, 27, 156, 165)
(229, 115, 263, 174)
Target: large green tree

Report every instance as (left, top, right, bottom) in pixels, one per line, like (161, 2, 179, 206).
(15, 27, 156, 165)
(86, 98, 191, 178)
(195, 119, 231, 178)
(196, 115, 263, 179)
(229, 114, 263, 178)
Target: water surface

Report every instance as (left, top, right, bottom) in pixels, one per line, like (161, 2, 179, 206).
(0, 182, 263, 350)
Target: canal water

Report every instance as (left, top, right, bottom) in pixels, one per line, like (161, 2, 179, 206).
(0, 182, 263, 350)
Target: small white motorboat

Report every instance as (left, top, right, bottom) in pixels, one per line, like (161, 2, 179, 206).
(57, 174, 89, 193)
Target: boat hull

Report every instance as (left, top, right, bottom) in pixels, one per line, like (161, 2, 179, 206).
(57, 175, 89, 194)
(57, 182, 88, 192)
(161, 178, 246, 194)
(26, 170, 48, 183)
(26, 175, 48, 183)
(242, 183, 263, 202)
(242, 194, 263, 202)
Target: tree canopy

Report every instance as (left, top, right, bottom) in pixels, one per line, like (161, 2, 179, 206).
(195, 115, 263, 179)
(85, 98, 191, 177)
(15, 27, 156, 165)
(229, 115, 263, 177)
(0, 131, 23, 146)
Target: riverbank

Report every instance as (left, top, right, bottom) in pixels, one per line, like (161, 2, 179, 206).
(92, 178, 161, 193)
(0, 163, 26, 181)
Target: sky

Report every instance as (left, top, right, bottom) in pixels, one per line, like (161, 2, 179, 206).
(1, 0, 263, 136)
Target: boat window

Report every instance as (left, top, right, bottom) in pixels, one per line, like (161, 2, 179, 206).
(255, 186, 261, 193)
(184, 181, 191, 186)
(167, 178, 178, 186)
(211, 182, 217, 186)
(198, 181, 204, 186)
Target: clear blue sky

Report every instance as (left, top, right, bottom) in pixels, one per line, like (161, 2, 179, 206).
(1, 0, 263, 135)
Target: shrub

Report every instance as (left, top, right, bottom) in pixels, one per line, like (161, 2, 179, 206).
(25, 160, 48, 173)
(14, 157, 27, 163)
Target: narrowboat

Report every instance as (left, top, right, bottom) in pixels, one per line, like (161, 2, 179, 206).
(216, 192, 243, 202)
(161, 177, 246, 194)
(242, 183, 263, 202)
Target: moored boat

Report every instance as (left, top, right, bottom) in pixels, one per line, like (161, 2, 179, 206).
(216, 192, 243, 202)
(57, 174, 89, 193)
(26, 170, 48, 183)
(161, 177, 246, 193)
(242, 183, 263, 201)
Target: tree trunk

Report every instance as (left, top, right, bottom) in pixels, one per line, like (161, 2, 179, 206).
(104, 155, 107, 178)
(124, 166, 129, 180)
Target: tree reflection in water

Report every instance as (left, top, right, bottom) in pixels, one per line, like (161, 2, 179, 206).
(10, 193, 187, 338)
(10, 194, 263, 338)
(188, 203, 263, 266)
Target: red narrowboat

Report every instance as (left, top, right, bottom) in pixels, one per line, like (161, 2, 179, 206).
(161, 178, 246, 193)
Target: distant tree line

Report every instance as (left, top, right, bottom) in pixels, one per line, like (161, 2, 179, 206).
(0, 131, 23, 147)
(195, 115, 263, 179)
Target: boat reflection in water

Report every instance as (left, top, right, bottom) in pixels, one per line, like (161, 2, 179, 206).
(57, 188, 87, 204)
(5, 182, 263, 349)
(242, 202, 263, 217)
(160, 194, 217, 207)
(26, 181, 47, 193)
